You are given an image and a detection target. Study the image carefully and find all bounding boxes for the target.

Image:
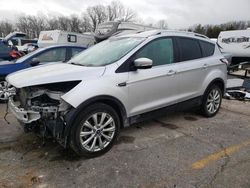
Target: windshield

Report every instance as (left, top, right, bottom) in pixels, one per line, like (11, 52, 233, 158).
(68, 37, 144, 67)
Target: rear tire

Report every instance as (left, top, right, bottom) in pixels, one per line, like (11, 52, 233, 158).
(70, 103, 120, 158)
(201, 85, 222, 117)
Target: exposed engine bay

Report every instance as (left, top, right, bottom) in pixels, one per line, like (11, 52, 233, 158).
(7, 81, 80, 146)
(17, 87, 70, 120)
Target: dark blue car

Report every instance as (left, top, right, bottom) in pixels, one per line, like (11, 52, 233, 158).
(0, 41, 13, 61)
(0, 45, 86, 81)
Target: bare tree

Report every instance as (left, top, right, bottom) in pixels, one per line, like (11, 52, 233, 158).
(87, 5, 107, 31)
(46, 16, 60, 30)
(69, 15, 81, 33)
(122, 7, 137, 22)
(0, 21, 14, 37)
(16, 15, 47, 38)
(58, 16, 71, 31)
(16, 16, 30, 35)
(157, 19, 168, 29)
(106, 1, 137, 22)
(27, 16, 47, 38)
(106, 1, 124, 21)
(80, 14, 92, 32)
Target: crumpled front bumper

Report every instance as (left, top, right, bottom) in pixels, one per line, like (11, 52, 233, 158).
(8, 97, 41, 124)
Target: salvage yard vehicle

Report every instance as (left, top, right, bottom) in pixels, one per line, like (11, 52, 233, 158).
(38, 30, 95, 48)
(0, 45, 86, 100)
(0, 44, 86, 81)
(217, 28, 250, 69)
(94, 21, 156, 42)
(0, 40, 23, 61)
(6, 30, 227, 157)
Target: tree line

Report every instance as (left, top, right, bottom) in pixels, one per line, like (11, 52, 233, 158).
(0, 1, 140, 38)
(0, 0, 249, 39)
(189, 21, 250, 38)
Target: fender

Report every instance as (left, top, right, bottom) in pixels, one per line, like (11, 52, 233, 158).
(200, 68, 227, 95)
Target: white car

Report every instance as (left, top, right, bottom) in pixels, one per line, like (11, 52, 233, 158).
(6, 30, 227, 157)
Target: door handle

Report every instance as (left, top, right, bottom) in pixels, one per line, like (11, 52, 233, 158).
(117, 82, 127, 87)
(166, 70, 176, 76)
(202, 64, 208, 69)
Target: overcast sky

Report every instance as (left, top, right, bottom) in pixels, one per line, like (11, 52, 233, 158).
(0, 0, 250, 29)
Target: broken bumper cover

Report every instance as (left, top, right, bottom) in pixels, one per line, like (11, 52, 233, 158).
(8, 98, 41, 124)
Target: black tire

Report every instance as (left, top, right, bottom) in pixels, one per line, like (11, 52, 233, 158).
(200, 84, 222, 117)
(70, 103, 120, 158)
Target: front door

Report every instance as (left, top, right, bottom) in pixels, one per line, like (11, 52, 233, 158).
(127, 38, 179, 116)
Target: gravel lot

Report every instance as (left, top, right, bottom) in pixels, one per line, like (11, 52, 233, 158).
(0, 99, 250, 188)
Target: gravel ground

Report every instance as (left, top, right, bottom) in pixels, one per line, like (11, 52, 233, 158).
(0, 99, 250, 188)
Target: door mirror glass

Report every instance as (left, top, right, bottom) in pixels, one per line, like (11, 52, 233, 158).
(30, 58, 40, 66)
(134, 58, 153, 69)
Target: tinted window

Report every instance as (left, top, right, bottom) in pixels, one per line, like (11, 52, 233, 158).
(134, 38, 174, 66)
(72, 48, 84, 57)
(178, 38, 202, 61)
(200, 41, 215, 57)
(36, 48, 66, 63)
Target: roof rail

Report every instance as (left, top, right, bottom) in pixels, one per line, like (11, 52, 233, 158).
(113, 29, 209, 40)
(159, 30, 209, 39)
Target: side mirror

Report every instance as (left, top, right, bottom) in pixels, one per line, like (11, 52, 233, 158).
(134, 58, 153, 69)
(30, 58, 40, 66)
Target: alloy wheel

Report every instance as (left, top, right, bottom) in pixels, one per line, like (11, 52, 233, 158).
(79, 112, 116, 152)
(206, 88, 221, 114)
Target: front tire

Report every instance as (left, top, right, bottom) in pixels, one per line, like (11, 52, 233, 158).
(70, 103, 120, 158)
(201, 85, 222, 117)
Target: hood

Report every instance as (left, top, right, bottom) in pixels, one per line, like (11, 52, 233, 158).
(6, 63, 105, 88)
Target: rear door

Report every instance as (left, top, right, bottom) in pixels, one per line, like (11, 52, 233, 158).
(174, 37, 215, 99)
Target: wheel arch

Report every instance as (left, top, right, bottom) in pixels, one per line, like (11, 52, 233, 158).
(205, 78, 225, 94)
(63, 95, 128, 142)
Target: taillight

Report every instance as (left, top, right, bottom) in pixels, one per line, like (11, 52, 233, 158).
(9, 50, 22, 59)
(9, 51, 17, 58)
(220, 58, 229, 66)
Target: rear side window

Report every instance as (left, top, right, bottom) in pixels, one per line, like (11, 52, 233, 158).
(177, 37, 202, 61)
(200, 41, 215, 57)
(134, 38, 174, 66)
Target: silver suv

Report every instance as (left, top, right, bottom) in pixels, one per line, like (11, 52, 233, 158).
(6, 30, 227, 157)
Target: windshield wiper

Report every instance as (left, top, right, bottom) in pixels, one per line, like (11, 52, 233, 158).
(69, 62, 85, 66)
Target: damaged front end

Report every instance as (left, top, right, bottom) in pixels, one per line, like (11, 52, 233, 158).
(7, 81, 80, 146)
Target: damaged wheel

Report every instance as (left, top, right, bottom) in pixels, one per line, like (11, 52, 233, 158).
(70, 103, 120, 158)
(201, 84, 222, 117)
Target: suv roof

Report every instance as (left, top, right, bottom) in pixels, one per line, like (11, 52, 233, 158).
(113, 29, 211, 42)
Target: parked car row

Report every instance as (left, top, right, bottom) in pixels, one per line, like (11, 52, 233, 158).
(3, 30, 227, 158)
(0, 44, 86, 100)
(0, 40, 23, 61)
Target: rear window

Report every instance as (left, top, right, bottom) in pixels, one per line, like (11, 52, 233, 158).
(178, 37, 202, 61)
(200, 41, 215, 57)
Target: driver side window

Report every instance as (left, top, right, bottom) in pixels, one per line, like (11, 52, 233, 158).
(134, 38, 174, 66)
(36, 48, 66, 63)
